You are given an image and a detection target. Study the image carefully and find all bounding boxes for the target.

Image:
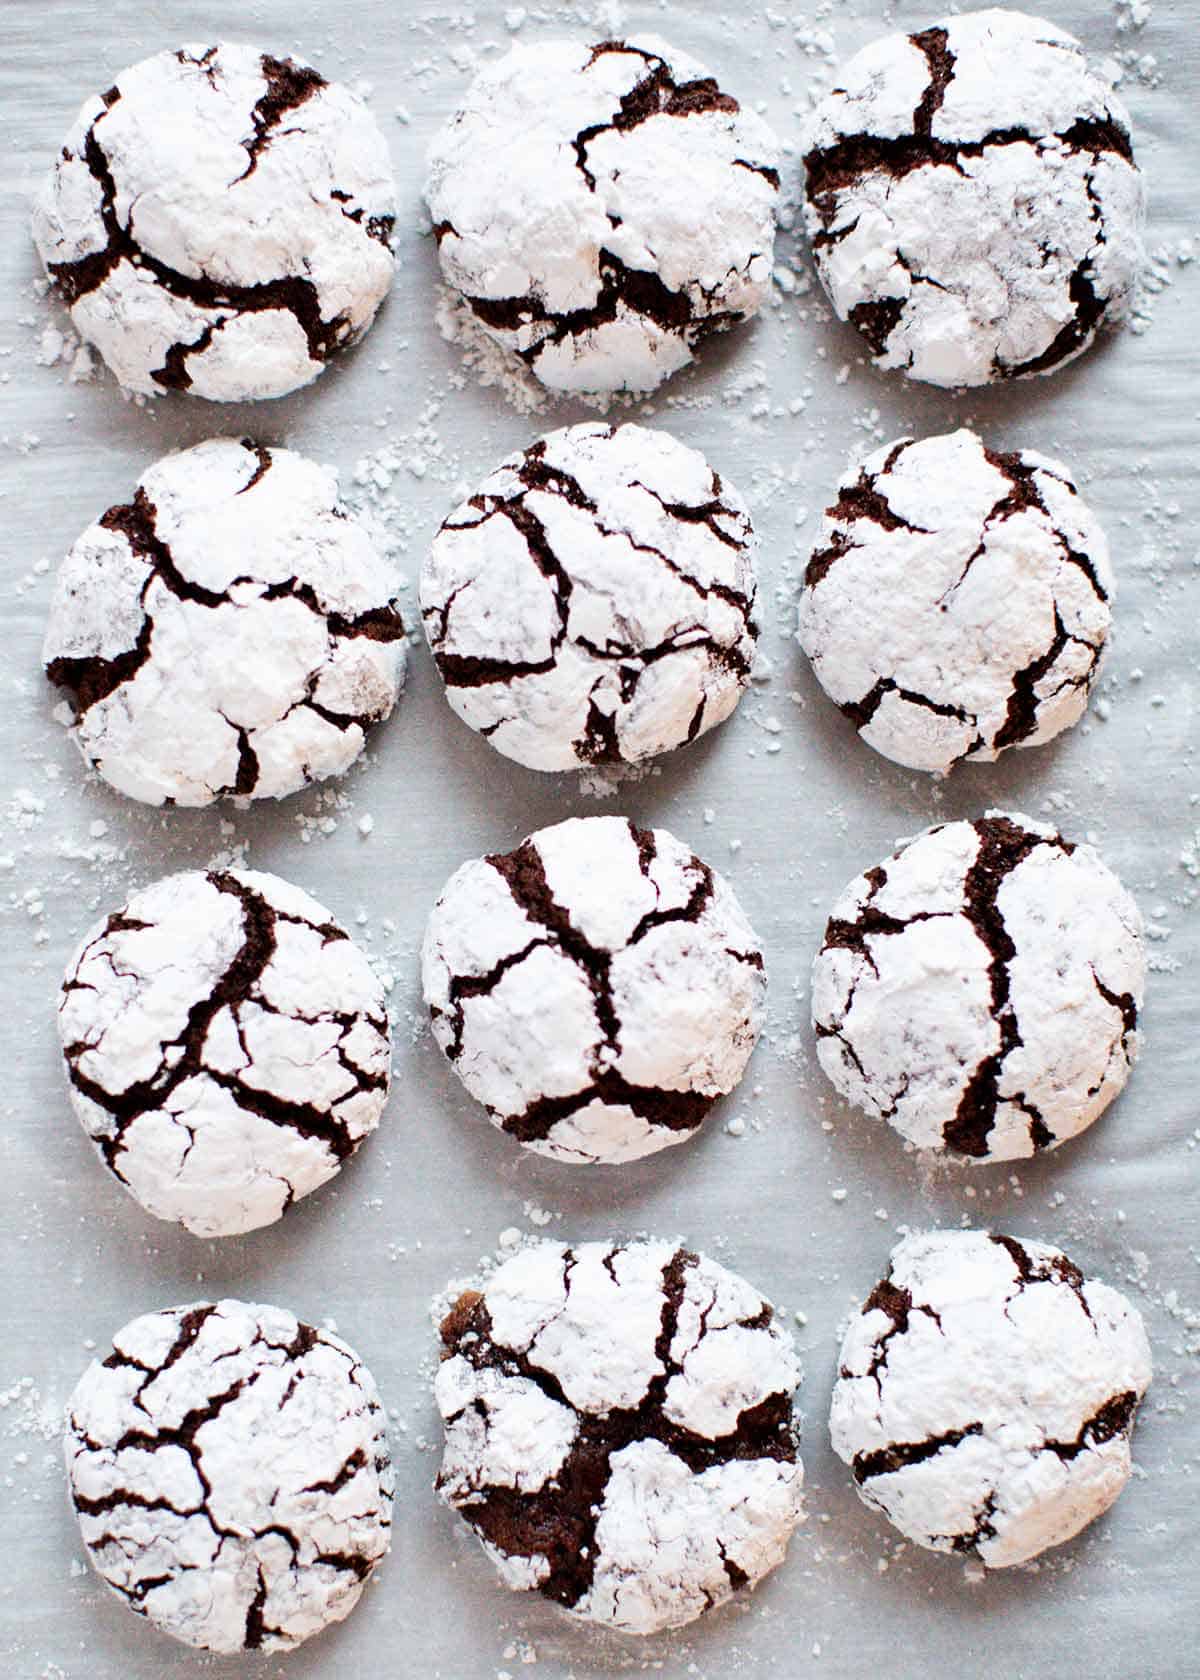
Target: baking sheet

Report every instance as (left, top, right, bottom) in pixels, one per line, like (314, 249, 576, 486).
(1, 1, 1198, 1675)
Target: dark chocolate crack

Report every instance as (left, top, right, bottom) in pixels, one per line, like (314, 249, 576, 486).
(943, 818, 1072, 1156)
(840, 675, 981, 740)
(573, 41, 740, 195)
(438, 1243, 796, 1611)
(990, 1232, 1092, 1320)
(990, 606, 1100, 752)
(46, 74, 377, 389)
(909, 28, 955, 137)
(982, 446, 1110, 603)
(805, 449, 926, 590)
(465, 248, 745, 373)
(62, 873, 379, 1185)
(854, 1278, 941, 1385)
(947, 1489, 998, 1555)
(819, 859, 949, 979)
(451, 821, 729, 1145)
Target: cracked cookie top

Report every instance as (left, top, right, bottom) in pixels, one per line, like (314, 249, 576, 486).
(33, 43, 395, 401)
(43, 437, 406, 807)
(812, 812, 1145, 1163)
(67, 1298, 393, 1652)
(435, 1238, 803, 1632)
(797, 429, 1113, 773)
(426, 37, 779, 396)
(420, 423, 757, 771)
(58, 868, 391, 1237)
(831, 1229, 1151, 1567)
(422, 815, 766, 1164)
(801, 9, 1143, 386)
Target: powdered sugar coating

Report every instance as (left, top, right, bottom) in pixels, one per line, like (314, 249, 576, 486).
(812, 812, 1145, 1162)
(421, 423, 757, 771)
(831, 1229, 1151, 1567)
(797, 429, 1113, 773)
(67, 1298, 392, 1651)
(59, 868, 391, 1237)
(802, 10, 1144, 386)
(426, 37, 779, 396)
(422, 815, 765, 1164)
(34, 43, 395, 401)
(436, 1238, 803, 1632)
(43, 438, 406, 807)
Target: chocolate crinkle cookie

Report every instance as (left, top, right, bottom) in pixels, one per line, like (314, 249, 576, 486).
(802, 9, 1143, 386)
(812, 812, 1145, 1162)
(33, 43, 395, 401)
(67, 1299, 392, 1652)
(43, 437, 406, 807)
(831, 1230, 1151, 1566)
(797, 429, 1113, 773)
(58, 868, 391, 1237)
(426, 37, 779, 395)
(435, 1238, 804, 1633)
(420, 422, 758, 771)
(422, 816, 765, 1165)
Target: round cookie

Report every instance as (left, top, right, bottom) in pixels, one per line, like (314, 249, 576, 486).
(830, 1229, 1151, 1566)
(801, 10, 1143, 386)
(426, 37, 779, 395)
(435, 1238, 803, 1632)
(797, 429, 1113, 773)
(34, 43, 395, 401)
(422, 815, 765, 1164)
(811, 812, 1144, 1162)
(59, 868, 391, 1237)
(67, 1298, 392, 1651)
(421, 423, 757, 771)
(44, 438, 406, 807)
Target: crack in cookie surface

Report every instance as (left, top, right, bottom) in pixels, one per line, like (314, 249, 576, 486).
(423, 815, 765, 1165)
(811, 813, 1145, 1163)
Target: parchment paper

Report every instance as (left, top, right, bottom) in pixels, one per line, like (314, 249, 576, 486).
(1, 2, 1197, 1676)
